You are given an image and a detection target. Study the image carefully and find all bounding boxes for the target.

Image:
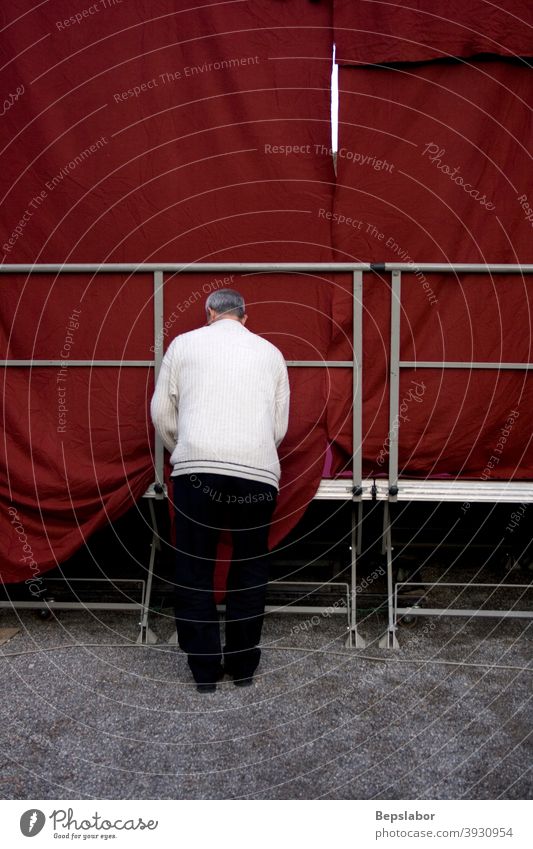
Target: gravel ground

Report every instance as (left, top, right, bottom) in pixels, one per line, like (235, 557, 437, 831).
(0, 606, 531, 800)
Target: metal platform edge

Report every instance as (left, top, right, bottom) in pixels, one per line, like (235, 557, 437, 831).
(144, 478, 533, 503)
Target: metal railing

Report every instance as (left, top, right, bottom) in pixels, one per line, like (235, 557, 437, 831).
(2, 262, 532, 647)
(386, 265, 533, 495)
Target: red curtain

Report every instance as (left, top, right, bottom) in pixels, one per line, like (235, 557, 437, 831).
(2, 0, 532, 586)
(334, 0, 533, 65)
(328, 4, 533, 481)
(0, 1, 335, 584)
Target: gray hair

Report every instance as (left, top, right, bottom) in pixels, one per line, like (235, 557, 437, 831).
(205, 288, 245, 319)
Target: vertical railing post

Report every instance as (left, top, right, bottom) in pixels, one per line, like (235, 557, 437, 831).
(346, 270, 366, 648)
(378, 500, 399, 649)
(377, 269, 402, 649)
(137, 269, 166, 644)
(388, 270, 402, 494)
(153, 270, 165, 487)
(352, 270, 363, 492)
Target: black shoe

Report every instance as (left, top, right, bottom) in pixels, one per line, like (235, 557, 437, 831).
(196, 682, 217, 693)
(195, 666, 225, 693)
(232, 674, 254, 688)
(222, 664, 255, 687)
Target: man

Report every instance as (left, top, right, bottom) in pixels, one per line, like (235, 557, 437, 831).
(151, 288, 290, 692)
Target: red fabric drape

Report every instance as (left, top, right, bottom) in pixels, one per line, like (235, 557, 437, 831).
(334, 0, 533, 64)
(3, 0, 532, 586)
(328, 51, 533, 480)
(1, 0, 334, 264)
(0, 1, 334, 584)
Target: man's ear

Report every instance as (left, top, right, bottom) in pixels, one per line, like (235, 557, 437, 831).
(207, 307, 216, 324)
(241, 313, 248, 325)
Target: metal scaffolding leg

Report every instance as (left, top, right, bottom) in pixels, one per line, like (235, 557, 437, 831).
(345, 501, 366, 648)
(379, 500, 399, 649)
(356, 500, 363, 555)
(345, 269, 366, 648)
(136, 497, 159, 645)
(137, 270, 166, 645)
(381, 497, 388, 555)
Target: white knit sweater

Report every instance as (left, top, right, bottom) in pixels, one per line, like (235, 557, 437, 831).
(150, 318, 290, 489)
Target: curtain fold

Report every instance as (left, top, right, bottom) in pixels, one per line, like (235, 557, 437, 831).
(328, 11, 533, 481)
(334, 0, 533, 65)
(0, 0, 335, 584)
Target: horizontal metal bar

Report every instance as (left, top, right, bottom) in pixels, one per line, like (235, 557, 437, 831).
(264, 605, 348, 615)
(287, 361, 352, 367)
(398, 581, 532, 589)
(270, 580, 349, 589)
(33, 578, 145, 585)
(145, 478, 533, 503)
(216, 604, 348, 616)
(314, 480, 362, 500)
(385, 263, 533, 274)
(1, 360, 154, 367)
(373, 479, 533, 502)
(144, 479, 368, 501)
(400, 361, 533, 370)
(397, 606, 533, 619)
(7, 358, 527, 374)
(1, 263, 533, 274)
(393, 541, 492, 549)
(1, 359, 351, 369)
(0, 601, 144, 610)
(0, 263, 371, 274)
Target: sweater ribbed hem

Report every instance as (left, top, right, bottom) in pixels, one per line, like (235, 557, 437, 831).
(170, 461, 279, 490)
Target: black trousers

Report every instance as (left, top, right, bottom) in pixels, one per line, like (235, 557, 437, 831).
(172, 473, 277, 684)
